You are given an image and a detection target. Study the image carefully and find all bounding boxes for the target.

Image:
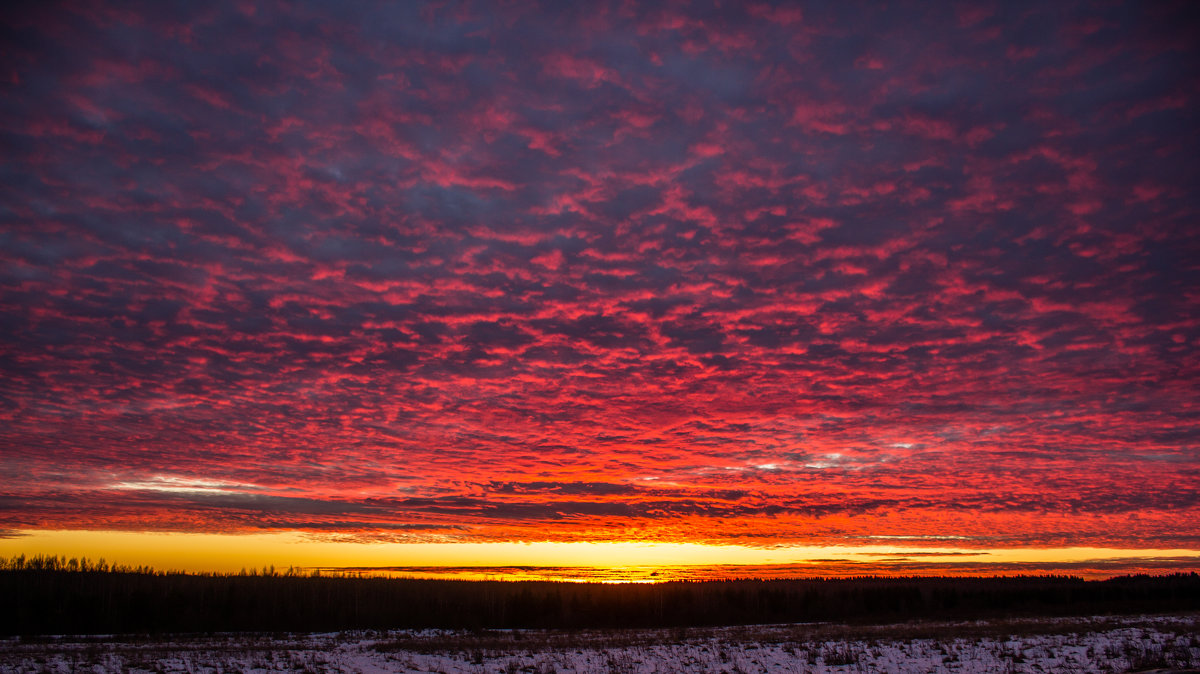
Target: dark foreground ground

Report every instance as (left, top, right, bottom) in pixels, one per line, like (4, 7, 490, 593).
(1, 613, 1198, 673)
(2, 563, 1199, 635)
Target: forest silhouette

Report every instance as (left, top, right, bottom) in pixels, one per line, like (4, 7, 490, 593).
(3, 555, 1198, 635)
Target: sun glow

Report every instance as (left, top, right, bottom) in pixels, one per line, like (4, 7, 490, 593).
(3, 530, 1198, 582)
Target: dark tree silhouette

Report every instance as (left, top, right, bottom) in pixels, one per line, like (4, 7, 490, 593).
(2, 555, 1198, 635)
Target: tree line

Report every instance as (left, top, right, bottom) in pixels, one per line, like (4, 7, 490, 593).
(2, 555, 1198, 635)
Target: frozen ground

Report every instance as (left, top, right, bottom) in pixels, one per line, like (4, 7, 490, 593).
(1, 613, 1197, 673)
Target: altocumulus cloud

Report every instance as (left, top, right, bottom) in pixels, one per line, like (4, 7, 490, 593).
(0, 0, 1197, 550)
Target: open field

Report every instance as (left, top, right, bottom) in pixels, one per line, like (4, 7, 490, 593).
(2, 613, 1197, 673)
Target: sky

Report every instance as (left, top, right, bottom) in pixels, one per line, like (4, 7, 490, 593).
(1, 1, 1199, 578)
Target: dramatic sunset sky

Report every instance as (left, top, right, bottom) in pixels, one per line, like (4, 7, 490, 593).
(1, 1, 1198, 580)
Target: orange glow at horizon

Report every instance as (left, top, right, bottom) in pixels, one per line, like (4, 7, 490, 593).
(3, 530, 1199, 582)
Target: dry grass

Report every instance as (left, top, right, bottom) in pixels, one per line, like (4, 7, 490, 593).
(370, 612, 1200, 655)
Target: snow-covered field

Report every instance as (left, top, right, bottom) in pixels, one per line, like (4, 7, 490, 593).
(1, 614, 1197, 673)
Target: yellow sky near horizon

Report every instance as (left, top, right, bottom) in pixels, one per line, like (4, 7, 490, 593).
(3, 530, 1199, 579)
